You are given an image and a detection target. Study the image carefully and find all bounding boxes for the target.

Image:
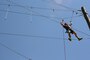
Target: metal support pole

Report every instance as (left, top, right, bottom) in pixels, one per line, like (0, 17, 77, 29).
(81, 6, 90, 29)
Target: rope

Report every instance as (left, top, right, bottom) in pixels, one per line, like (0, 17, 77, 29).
(30, 7, 32, 22)
(71, 11, 74, 21)
(0, 9, 82, 23)
(0, 32, 90, 40)
(4, 0, 73, 13)
(0, 9, 59, 23)
(2, 0, 79, 12)
(0, 3, 74, 12)
(0, 41, 31, 60)
(63, 28, 67, 60)
(4, 4, 10, 20)
(4, 0, 82, 20)
(74, 28, 90, 36)
(0, 0, 82, 23)
(44, 0, 79, 13)
(0, 32, 61, 39)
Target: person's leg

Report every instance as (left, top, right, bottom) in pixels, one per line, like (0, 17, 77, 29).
(73, 32, 79, 39)
(73, 32, 82, 41)
(70, 29, 79, 39)
(68, 32, 71, 41)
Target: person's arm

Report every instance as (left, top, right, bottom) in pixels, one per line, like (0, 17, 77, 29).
(69, 21, 72, 28)
(60, 20, 64, 26)
(69, 21, 72, 26)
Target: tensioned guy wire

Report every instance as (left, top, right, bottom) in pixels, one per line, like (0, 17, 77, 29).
(0, 41, 31, 60)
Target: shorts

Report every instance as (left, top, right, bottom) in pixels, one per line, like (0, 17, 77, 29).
(66, 29, 75, 34)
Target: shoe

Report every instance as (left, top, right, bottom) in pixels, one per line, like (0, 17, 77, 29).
(78, 38, 83, 41)
(68, 38, 72, 41)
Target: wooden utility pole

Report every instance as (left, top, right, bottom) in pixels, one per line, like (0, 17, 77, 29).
(81, 6, 90, 29)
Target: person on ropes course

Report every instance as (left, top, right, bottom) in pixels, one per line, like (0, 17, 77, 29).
(60, 20, 82, 41)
